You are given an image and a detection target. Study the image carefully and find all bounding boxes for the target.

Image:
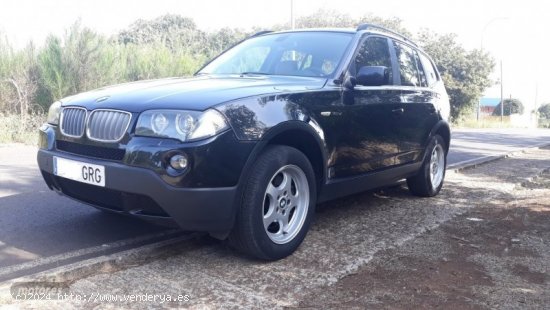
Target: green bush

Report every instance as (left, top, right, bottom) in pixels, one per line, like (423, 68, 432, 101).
(538, 103, 550, 119)
(492, 98, 525, 116)
(0, 113, 45, 144)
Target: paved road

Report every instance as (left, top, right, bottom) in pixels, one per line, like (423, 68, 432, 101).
(448, 128, 550, 167)
(0, 128, 549, 279)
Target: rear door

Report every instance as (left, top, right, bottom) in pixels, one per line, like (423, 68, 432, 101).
(391, 41, 440, 165)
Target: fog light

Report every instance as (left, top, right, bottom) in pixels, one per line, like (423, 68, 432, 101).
(169, 154, 188, 170)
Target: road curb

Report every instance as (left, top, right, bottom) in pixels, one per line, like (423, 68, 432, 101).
(2, 142, 549, 288)
(0, 233, 206, 291)
(0, 230, 190, 283)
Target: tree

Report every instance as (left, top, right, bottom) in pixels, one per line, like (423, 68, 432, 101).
(37, 36, 71, 102)
(537, 103, 550, 119)
(118, 14, 197, 45)
(38, 22, 110, 102)
(117, 14, 210, 56)
(0, 36, 40, 115)
(292, 9, 410, 36)
(417, 31, 495, 122)
(492, 98, 524, 116)
(206, 28, 248, 58)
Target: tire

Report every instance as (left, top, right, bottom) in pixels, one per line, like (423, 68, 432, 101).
(229, 145, 317, 260)
(407, 135, 447, 197)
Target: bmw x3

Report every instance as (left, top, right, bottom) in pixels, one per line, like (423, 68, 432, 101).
(37, 24, 451, 260)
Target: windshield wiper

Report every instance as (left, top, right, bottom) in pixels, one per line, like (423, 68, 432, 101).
(239, 72, 271, 76)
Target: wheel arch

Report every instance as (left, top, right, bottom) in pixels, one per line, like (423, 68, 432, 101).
(237, 121, 328, 199)
(265, 124, 327, 191)
(213, 121, 328, 240)
(428, 120, 451, 154)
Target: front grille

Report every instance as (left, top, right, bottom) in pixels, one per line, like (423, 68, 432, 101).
(87, 110, 132, 142)
(57, 176, 125, 211)
(60, 107, 87, 137)
(56, 140, 126, 161)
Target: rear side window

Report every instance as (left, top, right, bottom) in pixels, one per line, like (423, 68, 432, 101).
(354, 36, 393, 85)
(393, 41, 419, 87)
(414, 51, 428, 87)
(418, 52, 438, 87)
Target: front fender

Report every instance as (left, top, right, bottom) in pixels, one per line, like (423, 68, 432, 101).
(216, 93, 320, 141)
(217, 94, 329, 218)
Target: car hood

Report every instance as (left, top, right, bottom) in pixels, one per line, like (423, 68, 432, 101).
(61, 75, 327, 112)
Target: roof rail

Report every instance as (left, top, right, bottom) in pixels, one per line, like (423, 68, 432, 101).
(250, 30, 273, 38)
(356, 23, 417, 47)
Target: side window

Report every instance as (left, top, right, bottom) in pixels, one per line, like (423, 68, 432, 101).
(393, 41, 419, 87)
(354, 37, 393, 85)
(418, 52, 438, 87)
(415, 52, 428, 87)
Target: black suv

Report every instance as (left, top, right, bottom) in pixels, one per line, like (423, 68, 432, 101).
(37, 24, 451, 260)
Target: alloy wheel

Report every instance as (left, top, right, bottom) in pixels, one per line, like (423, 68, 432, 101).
(262, 165, 310, 244)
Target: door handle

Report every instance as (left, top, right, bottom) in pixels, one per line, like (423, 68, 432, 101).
(320, 111, 342, 117)
(392, 108, 404, 114)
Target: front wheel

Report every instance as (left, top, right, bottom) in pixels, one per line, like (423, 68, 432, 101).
(407, 135, 447, 197)
(229, 145, 316, 260)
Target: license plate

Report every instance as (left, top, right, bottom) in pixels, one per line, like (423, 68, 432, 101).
(53, 157, 105, 187)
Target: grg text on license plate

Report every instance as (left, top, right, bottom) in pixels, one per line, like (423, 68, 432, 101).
(53, 156, 105, 187)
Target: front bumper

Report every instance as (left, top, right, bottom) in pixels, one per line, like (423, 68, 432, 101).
(38, 150, 237, 232)
(37, 125, 255, 233)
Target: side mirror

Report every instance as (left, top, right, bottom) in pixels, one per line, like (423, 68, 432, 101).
(343, 75, 357, 89)
(356, 66, 389, 86)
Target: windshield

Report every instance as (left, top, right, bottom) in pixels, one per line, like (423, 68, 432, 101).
(199, 32, 354, 78)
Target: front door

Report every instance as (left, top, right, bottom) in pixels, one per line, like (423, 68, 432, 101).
(322, 36, 402, 179)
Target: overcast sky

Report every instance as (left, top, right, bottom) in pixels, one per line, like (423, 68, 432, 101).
(1, 0, 548, 108)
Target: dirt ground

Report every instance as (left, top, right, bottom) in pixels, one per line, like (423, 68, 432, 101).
(297, 149, 550, 310)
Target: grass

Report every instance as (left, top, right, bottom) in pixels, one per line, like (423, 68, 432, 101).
(457, 116, 550, 129)
(455, 116, 515, 129)
(0, 113, 45, 145)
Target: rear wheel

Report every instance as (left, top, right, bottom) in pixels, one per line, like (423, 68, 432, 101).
(229, 145, 316, 260)
(407, 135, 447, 197)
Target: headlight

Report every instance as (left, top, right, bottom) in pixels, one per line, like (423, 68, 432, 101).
(47, 101, 62, 125)
(135, 109, 229, 142)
